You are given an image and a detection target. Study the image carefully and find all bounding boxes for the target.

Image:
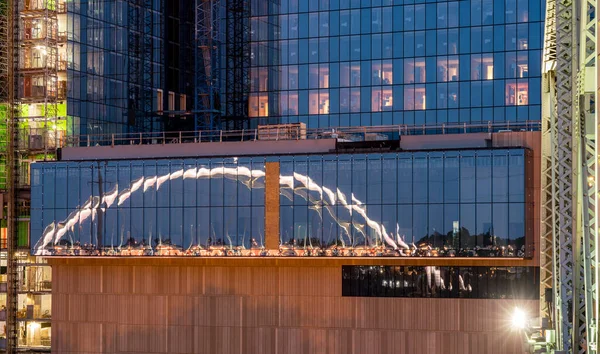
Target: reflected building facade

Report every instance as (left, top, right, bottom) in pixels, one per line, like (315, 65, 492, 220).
(31, 149, 532, 258)
(342, 266, 539, 299)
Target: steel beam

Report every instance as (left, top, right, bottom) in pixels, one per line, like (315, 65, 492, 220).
(194, 0, 222, 131)
(541, 0, 557, 323)
(544, 0, 599, 351)
(554, 0, 578, 351)
(224, 0, 250, 129)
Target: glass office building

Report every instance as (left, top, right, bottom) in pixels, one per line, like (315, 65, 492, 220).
(30, 148, 532, 257)
(24, 2, 543, 352)
(66, 0, 195, 136)
(278, 149, 532, 256)
(246, 0, 543, 128)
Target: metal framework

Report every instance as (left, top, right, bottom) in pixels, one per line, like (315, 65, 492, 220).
(128, 0, 162, 132)
(579, 0, 599, 351)
(0, 0, 64, 352)
(540, 0, 557, 325)
(223, 0, 250, 130)
(127, 0, 142, 129)
(194, 0, 222, 131)
(0, 0, 8, 104)
(542, 0, 598, 352)
(141, 0, 155, 132)
(2, 0, 19, 352)
(19, 0, 61, 159)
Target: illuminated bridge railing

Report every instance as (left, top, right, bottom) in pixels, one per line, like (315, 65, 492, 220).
(64, 121, 541, 148)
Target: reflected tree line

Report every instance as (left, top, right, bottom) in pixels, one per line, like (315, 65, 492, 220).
(279, 227, 527, 257)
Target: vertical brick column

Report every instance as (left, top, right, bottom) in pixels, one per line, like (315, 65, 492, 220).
(264, 161, 280, 250)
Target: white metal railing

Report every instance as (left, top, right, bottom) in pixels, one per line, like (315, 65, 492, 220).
(65, 121, 541, 148)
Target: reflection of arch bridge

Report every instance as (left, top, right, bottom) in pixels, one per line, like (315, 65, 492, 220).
(34, 164, 411, 256)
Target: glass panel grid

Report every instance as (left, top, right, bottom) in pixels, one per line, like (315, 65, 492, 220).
(243, 0, 544, 129)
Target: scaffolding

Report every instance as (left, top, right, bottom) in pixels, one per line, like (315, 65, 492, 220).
(0, 0, 63, 352)
(17, 0, 66, 159)
(0, 0, 11, 193)
(4, 0, 20, 352)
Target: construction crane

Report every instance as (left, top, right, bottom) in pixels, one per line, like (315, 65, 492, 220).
(541, 0, 598, 352)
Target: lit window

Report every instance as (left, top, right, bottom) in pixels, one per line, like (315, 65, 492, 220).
(372, 87, 382, 111)
(471, 54, 494, 80)
(309, 65, 319, 89)
(517, 53, 528, 78)
(437, 56, 459, 82)
(319, 64, 329, 88)
(168, 91, 175, 111)
(372, 87, 393, 112)
(381, 88, 393, 110)
(319, 90, 329, 114)
(517, 23, 528, 50)
(371, 60, 393, 85)
(248, 93, 269, 117)
(404, 86, 415, 110)
(415, 85, 426, 110)
(258, 93, 269, 116)
(404, 85, 426, 110)
(505, 81, 528, 106)
(404, 58, 425, 84)
(249, 93, 258, 117)
(448, 57, 459, 81)
(437, 57, 448, 82)
(309, 90, 319, 114)
(382, 60, 393, 84)
(157, 89, 163, 112)
(516, 80, 528, 105)
(180, 94, 186, 111)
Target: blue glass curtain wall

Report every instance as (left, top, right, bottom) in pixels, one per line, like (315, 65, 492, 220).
(30, 148, 530, 257)
(244, 0, 544, 129)
(66, 0, 166, 136)
(31, 157, 266, 255)
(279, 149, 530, 257)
